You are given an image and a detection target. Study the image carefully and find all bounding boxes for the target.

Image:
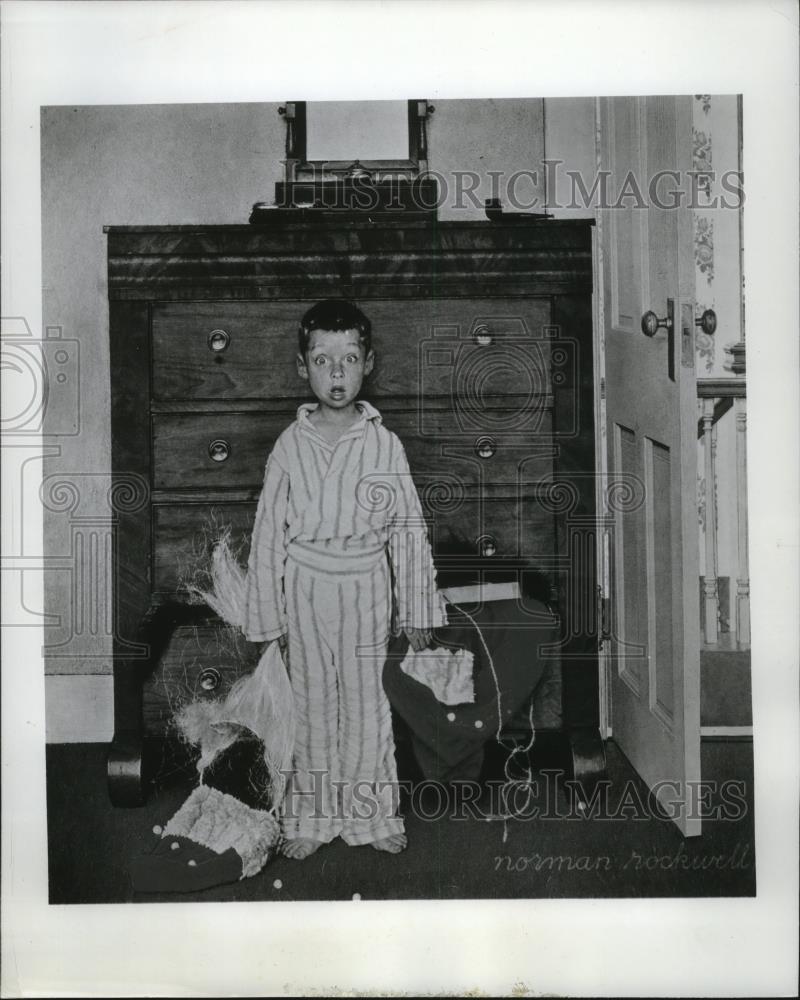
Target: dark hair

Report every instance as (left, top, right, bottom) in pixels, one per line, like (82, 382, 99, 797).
(298, 299, 372, 355)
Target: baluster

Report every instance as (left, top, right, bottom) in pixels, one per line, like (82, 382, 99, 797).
(701, 398, 719, 644)
(734, 396, 750, 647)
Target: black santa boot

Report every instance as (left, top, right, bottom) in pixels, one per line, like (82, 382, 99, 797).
(130, 730, 281, 894)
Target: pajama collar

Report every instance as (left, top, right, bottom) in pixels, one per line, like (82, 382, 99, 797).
(296, 400, 384, 426)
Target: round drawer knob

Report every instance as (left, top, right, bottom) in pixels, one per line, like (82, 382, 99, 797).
(207, 329, 230, 352)
(198, 667, 221, 693)
(208, 439, 230, 462)
(473, 325, 493, 347)
(477, 534, 498, 557)
(475, 436, 497, 460)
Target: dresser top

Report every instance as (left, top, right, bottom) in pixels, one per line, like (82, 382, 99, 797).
(106, 219, 595, 301)
(104, 219, 594, 234)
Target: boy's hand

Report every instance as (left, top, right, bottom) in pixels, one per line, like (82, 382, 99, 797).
(404, 628, 431, 652)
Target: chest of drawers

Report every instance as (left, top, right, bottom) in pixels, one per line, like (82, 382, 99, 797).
(106, 218, 601, 804)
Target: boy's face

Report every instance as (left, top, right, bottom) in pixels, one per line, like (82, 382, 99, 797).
(297, 328, 374, 410)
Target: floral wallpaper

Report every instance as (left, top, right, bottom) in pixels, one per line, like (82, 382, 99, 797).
(694, 216, 714, 283)
(693, 95, 716, 373)
(693, 95, 745, 641)
(692, 123, 713, 201)
(691, 94, 744, 377)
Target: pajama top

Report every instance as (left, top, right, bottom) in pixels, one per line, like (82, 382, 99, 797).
(244, 400, 445, 643)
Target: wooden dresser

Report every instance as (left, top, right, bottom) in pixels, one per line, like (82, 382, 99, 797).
(106, 216, 602, 805)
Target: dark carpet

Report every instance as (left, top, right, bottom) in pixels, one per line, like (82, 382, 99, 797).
(46, 738, 756, 904)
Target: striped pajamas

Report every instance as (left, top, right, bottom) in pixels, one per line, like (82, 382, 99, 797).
(244, 401, 445, 844)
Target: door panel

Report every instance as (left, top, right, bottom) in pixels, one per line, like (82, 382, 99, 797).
(608, 97, 649, 333)
(614, 423, 646, 697)
(601, 95, 702, 836)
(647, 437, 675, 724)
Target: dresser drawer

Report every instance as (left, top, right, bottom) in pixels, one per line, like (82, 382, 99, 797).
(367, 298, 555, 403)
(388, 409, 555, 489)
(154, 503, 257, 595)
(152, 302, 303, 400)
(427, 497, 556, 561)
(152, 413, 285, 488)
(143, 623, 258, 735)
(152, 298, 557, 404)
(153, 409, 555, 491)
(153, 495, 556, 595)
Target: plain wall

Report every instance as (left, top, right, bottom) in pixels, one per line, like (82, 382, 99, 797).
(431, 98, 545, 215)
(543, 96, 598, 219)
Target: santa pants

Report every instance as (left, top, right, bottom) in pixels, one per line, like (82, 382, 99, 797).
(281, 541, 404, 845)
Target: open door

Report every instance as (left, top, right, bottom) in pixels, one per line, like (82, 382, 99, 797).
(599, 96, 702, 836)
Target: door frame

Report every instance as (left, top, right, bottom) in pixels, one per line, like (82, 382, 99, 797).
(590, 96, 613, 740)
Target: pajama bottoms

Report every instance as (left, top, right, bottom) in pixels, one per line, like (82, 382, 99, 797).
(281, 538, 404, 846)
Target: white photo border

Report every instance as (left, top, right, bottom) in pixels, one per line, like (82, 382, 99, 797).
(2, 1, 798, 996)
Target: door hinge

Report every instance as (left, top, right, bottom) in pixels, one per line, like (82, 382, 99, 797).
(598, 584, 612, 650)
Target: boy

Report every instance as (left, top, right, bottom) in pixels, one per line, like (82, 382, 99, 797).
(244, 299, 445, 858)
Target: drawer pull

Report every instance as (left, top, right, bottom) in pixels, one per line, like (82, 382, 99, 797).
(198, 667, 221, 693)
(477, 534, 498, 557)
(207, 329, 230, 353)
(475, 436, 496, 460)
(473, 324, 493, 347)
(208, 439, 231, 462)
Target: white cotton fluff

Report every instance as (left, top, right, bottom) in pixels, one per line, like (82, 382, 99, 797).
(176, 533, 296, 811)
(183, 528, 249, 629)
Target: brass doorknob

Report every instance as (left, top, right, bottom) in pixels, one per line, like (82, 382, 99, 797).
(641, 310, 673, 337)
(695, 309, 717, 335)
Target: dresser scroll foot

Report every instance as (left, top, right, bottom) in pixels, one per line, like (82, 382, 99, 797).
(107, 732, 147, 807)
(567, 726, 607, 806)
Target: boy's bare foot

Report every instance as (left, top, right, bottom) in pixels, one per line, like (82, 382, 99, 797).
(370, 833, 407, 854)
(282, 838, 323, 860)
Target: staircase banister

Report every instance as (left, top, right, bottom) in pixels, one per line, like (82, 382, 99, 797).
(697, 377, 746, 399)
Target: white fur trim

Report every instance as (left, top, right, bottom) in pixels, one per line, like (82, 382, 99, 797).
(399, 646, 475, 705)
(162, 785, 280, 878)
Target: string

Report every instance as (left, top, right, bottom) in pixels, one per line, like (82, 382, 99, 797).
(449, 602, 537, 843)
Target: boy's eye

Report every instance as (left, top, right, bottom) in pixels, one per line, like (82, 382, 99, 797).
(346, 355, 359, 363)
(313, 356, 327, 365)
